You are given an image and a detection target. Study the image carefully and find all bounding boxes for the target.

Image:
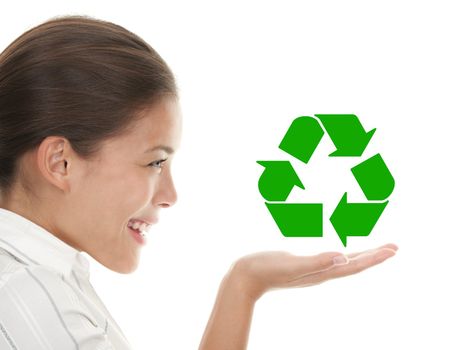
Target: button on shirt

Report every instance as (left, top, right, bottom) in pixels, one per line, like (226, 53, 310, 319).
(0, 208, 133, 349)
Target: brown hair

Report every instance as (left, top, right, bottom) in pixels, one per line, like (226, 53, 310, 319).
(0, 14, 178, 201)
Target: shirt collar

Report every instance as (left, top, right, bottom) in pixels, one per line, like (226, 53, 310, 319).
(0, 207, 90, 278)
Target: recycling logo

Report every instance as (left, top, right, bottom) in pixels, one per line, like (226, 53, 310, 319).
(257, 114, 395, 246)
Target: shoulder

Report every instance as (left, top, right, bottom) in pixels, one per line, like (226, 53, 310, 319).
(0, 246, 73, 297)
(0, 247, 65, 292)
(0, 245, 30, 277)
(0, 252, 115, 349)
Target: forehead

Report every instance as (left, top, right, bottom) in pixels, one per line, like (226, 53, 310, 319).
(104, 98, 182, 156)
(135, 98, 181, 136)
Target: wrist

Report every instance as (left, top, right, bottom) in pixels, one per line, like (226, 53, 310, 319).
(224, 259, 264, 304)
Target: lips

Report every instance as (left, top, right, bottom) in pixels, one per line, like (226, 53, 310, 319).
(128, 225, 147, 245)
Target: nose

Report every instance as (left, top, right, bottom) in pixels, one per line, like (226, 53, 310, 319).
(152, 167, 177, 208)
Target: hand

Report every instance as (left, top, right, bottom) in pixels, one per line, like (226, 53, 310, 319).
(231, 243, 398, 302)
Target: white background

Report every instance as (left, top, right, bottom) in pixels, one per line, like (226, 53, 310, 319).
(2, 1, 466, 348)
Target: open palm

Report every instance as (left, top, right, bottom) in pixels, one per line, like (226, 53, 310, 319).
(234, 243, 398, 302)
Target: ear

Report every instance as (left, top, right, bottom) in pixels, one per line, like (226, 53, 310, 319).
(36, 136, 72, 193)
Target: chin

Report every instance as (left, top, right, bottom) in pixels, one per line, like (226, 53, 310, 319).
(113, 260, 139, 274)
(100, 256, 140, 274)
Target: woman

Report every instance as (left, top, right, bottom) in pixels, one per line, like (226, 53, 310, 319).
(0, 15, 397, 349)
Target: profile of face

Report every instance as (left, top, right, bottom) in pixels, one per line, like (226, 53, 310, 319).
(15, 97, 182, 274)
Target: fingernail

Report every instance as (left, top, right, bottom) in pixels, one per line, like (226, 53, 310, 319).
(333, 255, 348, 265)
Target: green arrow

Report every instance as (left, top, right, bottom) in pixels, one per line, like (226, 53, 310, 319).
(315, 114, 376, 157)
(257, 161, 305, 201)
(278, 116, 324, 163)
(330, 193, 388, 247)
(351, 153, 395, 201)
(265, 202, 323, 237)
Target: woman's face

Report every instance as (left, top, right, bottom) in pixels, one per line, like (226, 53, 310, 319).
(58, 97, 182, 273)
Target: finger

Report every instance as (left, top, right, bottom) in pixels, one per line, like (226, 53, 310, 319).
(346, 243, 399, 259)
(287, 247, 396, 288)
(287, 252, 349, 282)
(324, 247, 397, 281)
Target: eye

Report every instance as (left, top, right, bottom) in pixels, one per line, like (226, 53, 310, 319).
(148, 158, 168, 171)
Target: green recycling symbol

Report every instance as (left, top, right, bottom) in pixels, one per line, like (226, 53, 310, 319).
(257, 114, 395, 246)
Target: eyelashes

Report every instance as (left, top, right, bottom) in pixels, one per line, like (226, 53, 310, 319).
(148, 158, 168, 170)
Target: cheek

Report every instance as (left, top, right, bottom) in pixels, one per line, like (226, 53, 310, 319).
(80, 170, 153, 230)
(113, 175, 155, 225)
(124, 174, 154, 204)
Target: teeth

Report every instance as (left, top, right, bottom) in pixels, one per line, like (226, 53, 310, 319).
(128, 220, 150, 236)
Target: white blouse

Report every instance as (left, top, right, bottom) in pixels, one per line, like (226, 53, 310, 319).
(0, 208, 133, 349)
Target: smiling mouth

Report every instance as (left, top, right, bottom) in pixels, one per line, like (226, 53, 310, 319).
(127, 219, 153, 234)
(127, 225, 147, 245)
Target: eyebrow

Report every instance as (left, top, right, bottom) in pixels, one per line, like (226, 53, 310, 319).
(144, 145, 174, 154)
